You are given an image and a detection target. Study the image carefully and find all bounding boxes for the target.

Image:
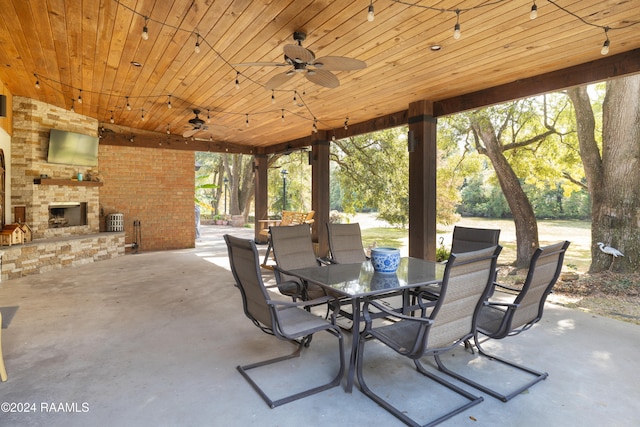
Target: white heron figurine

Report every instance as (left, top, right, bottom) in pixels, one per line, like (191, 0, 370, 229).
(597, 242, 624, 270)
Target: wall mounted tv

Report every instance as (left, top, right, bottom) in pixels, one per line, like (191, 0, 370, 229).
(47, 129, 99, 167)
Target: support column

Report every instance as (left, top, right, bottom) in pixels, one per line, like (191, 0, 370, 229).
(311, 139, 330, 257)
(253, 154, 269, 243)
(408, 100, 437, 260)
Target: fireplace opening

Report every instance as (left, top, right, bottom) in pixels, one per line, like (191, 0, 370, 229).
(48, 202, 88, 228)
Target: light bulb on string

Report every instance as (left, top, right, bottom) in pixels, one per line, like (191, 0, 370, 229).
(281, 109, 285, 122)
(367, 1, 374, 22)
(235, 72, 240, 90)
(126, 96, 131, 111)
(77, 90, 82, 104)
(530, 2, 538, 20)
(344, 117, 349, 130)
(34, 73, 40, 89)
(166, 124, 171, 135)
(167, 95, 172, 109)
(271, 90, 276, 104)
(142, 17, 149, 40)
(110, 111, 115, 124)
(312, 120, 318, 134)
(453, 10, 461, 40)
(141, 109, 145, 121)
(194, 33, 201, 54)
(207, 110, 211, 123)
(245, 114, 249, 128)
(70, 99, 75, 112)
(292, 93, 297, 105)
(601, 27, 610, 55)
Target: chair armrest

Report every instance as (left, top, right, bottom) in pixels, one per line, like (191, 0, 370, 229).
(268, 295, 334, 309)
(484, 300, 520, 309)
(364, 299, 434, 324)
(494, 282, 521, 293)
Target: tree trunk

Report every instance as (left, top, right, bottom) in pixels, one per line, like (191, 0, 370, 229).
(568, 76, 640, 272)
(470, 116, 539, 267)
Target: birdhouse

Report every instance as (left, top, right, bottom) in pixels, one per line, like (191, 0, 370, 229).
(0, 224, 25, 246)
(19, 223, 33, 243)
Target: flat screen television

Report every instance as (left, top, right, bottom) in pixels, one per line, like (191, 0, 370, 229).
(47, 129, 99, 166)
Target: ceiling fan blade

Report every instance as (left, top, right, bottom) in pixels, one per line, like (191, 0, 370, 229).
(265, 72, 294, 90)
(314, 56, 367, 71)
(232, 62, 288, 67)
(182, 128, 199, 138)
(283, 44, 315, 63)
(306, 69, 339, 88)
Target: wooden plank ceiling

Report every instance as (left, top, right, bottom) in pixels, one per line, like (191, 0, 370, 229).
(0, 0, 639, 154)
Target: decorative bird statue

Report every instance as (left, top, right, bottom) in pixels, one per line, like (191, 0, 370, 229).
(597, 242, 624, 270)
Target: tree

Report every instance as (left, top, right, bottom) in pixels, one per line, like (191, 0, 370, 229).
(567, 75, 640, 273)
(331, 126, 463, 227)
(455, 96, 576, 267)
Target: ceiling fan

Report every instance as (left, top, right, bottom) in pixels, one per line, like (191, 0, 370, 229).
(236, 31, 366, 89)
(183, 109, 208, 138)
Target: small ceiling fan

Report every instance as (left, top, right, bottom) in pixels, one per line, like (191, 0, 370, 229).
(183, 109, 208, 138)
(235, 31, 366, 89)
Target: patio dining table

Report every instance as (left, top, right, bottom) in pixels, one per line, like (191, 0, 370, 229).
(283, 257, 445, 392)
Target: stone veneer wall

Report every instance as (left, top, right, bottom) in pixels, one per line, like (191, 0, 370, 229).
(98, 144, 195, 250)
(0, 233, 125, 281)
(11, 96, 100, 238)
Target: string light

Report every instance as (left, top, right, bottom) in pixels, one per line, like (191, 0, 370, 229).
(126, 96, 131, 110)
(453, 9, 461, 40)
(235, 71, 240, 89)
(292, 93, 297, 105)
(271, 90, 275, 104)
(77, 89, 83, 104)
(601, 27, 610, 55)
(194, 33, 201, 54)
(529, 1, 538, 20)
(367, 1, 375, 22)
(207, 109, 211, 123)
(70, 99, 75, 112)
(110, 110, 115, 123)
(344, 117, 349, 130)
(34, 73, 40, 89)
(167, 94, 172, 109)
(142, 16, 149, 40)
(166, 124, 170, 134)
(245, 114, 249, 127)
(141, 109, 145, 121)
(312, 119, 318, 133)
(281, 109, 285, 122)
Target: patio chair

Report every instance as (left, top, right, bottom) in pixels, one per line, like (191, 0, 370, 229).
(356, 245, 501, 427)
(450, 225, 501, 254)
(438, 240, 570, 402)
(0, 312, 6, 381)
(223, 234, 345, 408)
(326, 223, 368, 264)
(269, 223, 329, 301)
(259, 210, 315, 266)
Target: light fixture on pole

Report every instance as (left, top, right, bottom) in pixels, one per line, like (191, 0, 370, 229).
(281, 169, 288, 211)
(223, 176, 229, 215)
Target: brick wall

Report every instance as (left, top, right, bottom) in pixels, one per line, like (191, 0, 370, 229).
(98, 144, 195, 251)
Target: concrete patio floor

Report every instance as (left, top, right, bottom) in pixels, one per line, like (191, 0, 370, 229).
(0, 224, 638, 426)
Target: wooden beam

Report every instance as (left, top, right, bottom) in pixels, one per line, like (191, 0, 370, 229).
(434, 48, 640, 117)
(99, 126, 255, 155)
